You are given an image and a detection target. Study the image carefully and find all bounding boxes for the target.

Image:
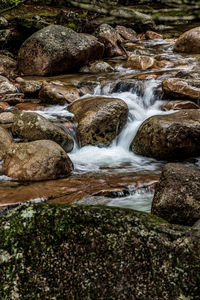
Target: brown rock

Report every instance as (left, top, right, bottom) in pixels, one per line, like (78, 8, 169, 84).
(0, 55, 17, 77)
(152, 163, 200, 226)
(115, 25, 137, 41)
(145, 31, 163, 40)
(125, 54, 155, 70)
(162, 78, 200, 101)
(0, 102, 10, 110)
(2, 140, 73, 181)
(174, 27, 200, 53)
(0, 112, 14, 124)
(68, 96, 128, 147)
(16, 77, 42, 98)
(0, 76, 17, 95)
(15, 102, 45, 111)
(161, 100, 200, 111)
(95, 23, 124, 58)
(79, 61, 114, 73)
(131, 110, 200, 160)
(0, 125, 13, 159)
(12, 111, 74, 153)
(18, 25, 104, 76)
(39, 82, 80, 105)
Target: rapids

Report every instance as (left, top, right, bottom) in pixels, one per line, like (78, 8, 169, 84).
(2, 37, 200, 212)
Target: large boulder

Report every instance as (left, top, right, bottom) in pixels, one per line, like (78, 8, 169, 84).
(131, 110, 200, 160)
(95, 24, 124, 57)
(39, 82, 80, 105)
(18, 25, 104, 76)
(152, 163, 200, 226)
(0, 204, 200, 299)
(11, 111, 74, 153)
(68, 96, 128, 147)
(2, 140, 73, 181)
(174, 27, 200, 53)
(162, 78, 200, 101)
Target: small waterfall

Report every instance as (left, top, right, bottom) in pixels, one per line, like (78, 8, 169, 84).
(68, 80, 165, 173)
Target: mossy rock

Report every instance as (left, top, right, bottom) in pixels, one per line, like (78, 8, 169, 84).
(0, 204, 200, 299)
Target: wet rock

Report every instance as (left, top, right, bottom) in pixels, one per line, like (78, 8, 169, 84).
(161, 100, 200, 111)
(16, 77, 42, 98)
(2, 140, 73, 181)
(39, 82, 80, 105)
(115, 25, 137, 41)
(131, 110, 200, 160)
(79, 61, 114, 73)
(0, 102, 10, 111)
(0, 76, 17, 95)
(15, 103, 45, 111)
(0, 55, 17, 77)
(0, 204, 200, 299)
(162, 78, 200, 101)
(0, 172, 159, 208)
(112, 80, 144, 96)
(0, 126, 13, 159)
(0, 112, 14, 124)
(152, 163, 200, 226)
(145, 31, 163, 40)
(95, 23, 124, 57)
(175, 70, 194, 79)
(68, 96, 128, 147)
(18, 25, 104, 76)
(125, 54, 155, 70)
(0, 94, 24, 106)
(11, 111, 74, 153)
(174, 27, 200, 54)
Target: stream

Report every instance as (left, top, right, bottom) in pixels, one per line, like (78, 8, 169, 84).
(1, 35, 200, 212)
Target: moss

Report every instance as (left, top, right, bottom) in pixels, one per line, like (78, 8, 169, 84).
(0, 203, 200, 299)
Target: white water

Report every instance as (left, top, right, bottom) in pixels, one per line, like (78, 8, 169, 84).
(68, 80, 166, 174)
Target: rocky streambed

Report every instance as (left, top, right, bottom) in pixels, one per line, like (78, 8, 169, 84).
(0, 3, 200, 298)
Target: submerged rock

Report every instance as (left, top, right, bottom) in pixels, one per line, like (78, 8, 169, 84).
(18, 25, 104, 76)
(162, 78, 200, 101)
(2, 140, 73, 181)
(68, 96, 128, 147)
(131, 110, 200, 160)
(152, 163, 200, 226)
(0, 204, 199, 299)
(12, 111, 74, 153)
(39, 82, 80, 104)
(174, 26, 200, 53)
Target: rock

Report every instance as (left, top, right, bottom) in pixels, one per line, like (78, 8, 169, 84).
(39, 82, 80, 105)
(152, 163, 200, 226)
(125, 54, 155, 70)
(162, 78, 200, 101)
(0, 55, 17, 77)
(161, 100, 200, 111)
(0, 94, 24, 106)
(95, 23, 124, 57)
(16, 78, 42, 98)
(0, 112, 14, 124)
(0, 76, 17, 95)
(174, 27, 200, 53)
(11, 111, 74, 153)
(0, 102, 10, 111)
(79, 61, 114, 73)
(68, 96, 128, 146)
(0, 126, 13, 159)
(0, 17, 8, 29)
(115, 25, 137, 41)
(145, 31, 163, 40)
(2, 140, 73, 181)
(131, 110, 200, 160)
(18, 25, 104, 76)
(0, 204, 200, 299)
(15, 103, 45, 111)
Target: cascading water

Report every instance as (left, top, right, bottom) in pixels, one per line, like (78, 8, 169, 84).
(68, 80, 165, 174)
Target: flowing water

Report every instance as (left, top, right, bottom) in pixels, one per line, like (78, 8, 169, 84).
(2, 37, 200, 212)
